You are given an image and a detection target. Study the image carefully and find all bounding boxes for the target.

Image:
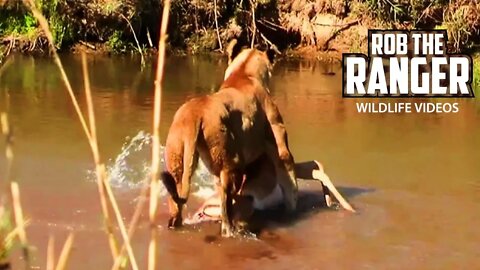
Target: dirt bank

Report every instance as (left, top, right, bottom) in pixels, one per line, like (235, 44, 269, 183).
(1, 0, 479, 60)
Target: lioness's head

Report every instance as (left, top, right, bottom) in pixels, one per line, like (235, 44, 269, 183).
(223, 40, 276, 85)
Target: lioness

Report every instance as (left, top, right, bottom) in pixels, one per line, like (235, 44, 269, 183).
(161, 42, 298, 237)
(185, 157, 356, 226)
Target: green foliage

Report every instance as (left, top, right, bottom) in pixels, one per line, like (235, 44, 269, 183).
(0, 207, 14, 264)
(474, 57, 480, 98)
(40, 0, 73, 46)
(49, 14, 74, 47)
(107, 31, 131, 53)
(0, 0, 479, 55)
(0, 12, 38, 37)
(440, 5, 477, 52)
(185, 30, 217, 54)
(99, 0, 122, 15)
(365, 0, 407, 22)
(0, 0, 74, 48)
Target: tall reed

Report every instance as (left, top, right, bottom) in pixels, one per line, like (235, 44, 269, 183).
(0, 61, 29, 270)
(149, 1, 172, 270)
(46, 236, 54, 270)
(81, 53, 139, 270)
(19, 0, 122, 262)
(54, 233, 74, 270)
(0, 113, 13, 189)
(10, 182, 29, 270)
(8, 0, 175, 268)
(111, 184, 149, 270)
(21, 1, 142, 268)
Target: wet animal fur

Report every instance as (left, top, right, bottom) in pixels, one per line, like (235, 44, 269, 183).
(161, 41, 298, 237)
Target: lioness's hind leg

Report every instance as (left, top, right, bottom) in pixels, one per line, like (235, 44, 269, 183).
(167, 195, 183, 228)
(179, 148, 198, 202)
(219, 169, 237, 237)
(161, 170, 184, 228)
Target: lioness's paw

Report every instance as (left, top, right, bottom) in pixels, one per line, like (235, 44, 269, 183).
(221, 224, 235, 238)
(168, 216, 183, 229)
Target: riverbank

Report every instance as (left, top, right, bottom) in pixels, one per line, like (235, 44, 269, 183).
(1, 0, 479, 60)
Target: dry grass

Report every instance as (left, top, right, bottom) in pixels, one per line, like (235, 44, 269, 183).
(19, 0, 124, 264)
(0, 113, 13, 184)
(46, 236, 54, 270)
(111, 184, 149, 270)
(81, 51, 121, 262)
(81, 53, 139, 270)
(441, 1, 480, 52)
(0, 0, 174, 268)
(280, 0, 349, 47)
(0, 60, 16, 270)
(17, 0, 158, 269)
(54, 233, 74, 270)
(10, 182, 29, 269)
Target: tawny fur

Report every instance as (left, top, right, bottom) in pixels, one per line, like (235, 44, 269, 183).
(161, 44, 298, 237)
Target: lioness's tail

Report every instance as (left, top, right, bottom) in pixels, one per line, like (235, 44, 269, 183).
(161, 172, 186, 205)
(161, 111, 201, 206)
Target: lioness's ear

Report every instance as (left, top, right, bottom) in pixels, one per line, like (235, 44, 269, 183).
(266, 49, 276, 64)
(226, 39, 241, 64)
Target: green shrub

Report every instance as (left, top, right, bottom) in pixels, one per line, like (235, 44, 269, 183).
(473, 57, 480, 97)
(107, 31, 130, 53)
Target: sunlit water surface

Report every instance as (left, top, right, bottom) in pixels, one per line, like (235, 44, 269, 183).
(0, 54, 479, 269)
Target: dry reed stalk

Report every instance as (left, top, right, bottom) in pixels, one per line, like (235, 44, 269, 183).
(149, 1, 172, 269)
(10, 182, 29, 269)
(81, 52, 120, 260)
(54, 233, 74, 270)
(214, 0, 223, 51)
(111, 184, 149, 270)
(0, 58, 12, 78)
(120, 14, 146, 68)
(147, 29, 154, 48)
(100, 165, 140, 270)
(3, 225, 21, 246)
(46, 236, 55, 270)
(19, 0, 122, 262)
(250, 0, 257, 48)
(81, 54, 139, 270)
(0, 113, 13, 185)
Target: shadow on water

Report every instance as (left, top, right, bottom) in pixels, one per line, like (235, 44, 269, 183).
(187, 185, 375, 245)
(247, 186, 375, 232)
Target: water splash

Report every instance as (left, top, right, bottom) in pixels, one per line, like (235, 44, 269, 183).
(107, 130, 152, 189)
(90, 131, 216, 199)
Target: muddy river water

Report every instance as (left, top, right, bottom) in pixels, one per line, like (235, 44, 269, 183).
(0, 54, 479, 269)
